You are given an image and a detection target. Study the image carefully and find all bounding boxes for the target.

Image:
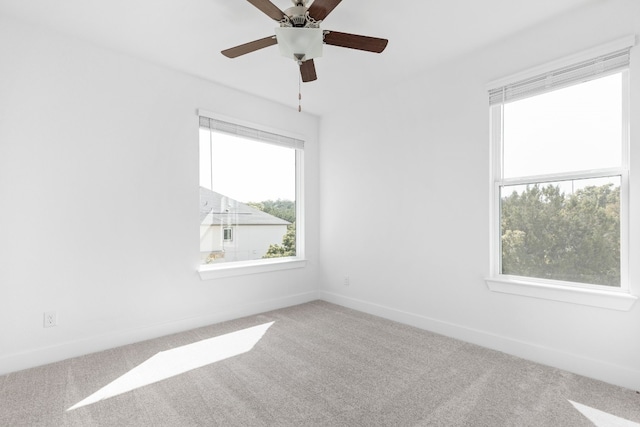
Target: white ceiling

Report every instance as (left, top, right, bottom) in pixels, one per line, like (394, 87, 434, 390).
(0, 0, 598, 115)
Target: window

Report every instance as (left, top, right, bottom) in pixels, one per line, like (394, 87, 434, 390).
(198, 111, 305, 278)
(487, 39, 636, 308)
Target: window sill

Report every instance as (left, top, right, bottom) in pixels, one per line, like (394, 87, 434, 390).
(198, 258, 306, 280)
(485, 277, 637, 311)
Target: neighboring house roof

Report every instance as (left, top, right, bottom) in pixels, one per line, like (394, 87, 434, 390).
(199, 187, 291, 226)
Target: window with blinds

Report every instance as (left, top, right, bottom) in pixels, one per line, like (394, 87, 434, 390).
(198, 116, 304, 151)
(488, 47, 630, 105)
(198, 112, 304, 268)
(487, 39, 632, 291)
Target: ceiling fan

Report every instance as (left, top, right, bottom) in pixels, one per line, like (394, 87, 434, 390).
(221, 0, 389, 82)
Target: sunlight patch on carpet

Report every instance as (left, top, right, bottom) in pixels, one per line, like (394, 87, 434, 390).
(67, 321, 274, 411)
(569, 400, 640, 427)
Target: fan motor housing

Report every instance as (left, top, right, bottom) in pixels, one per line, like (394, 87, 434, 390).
(284, 6, 310, 27)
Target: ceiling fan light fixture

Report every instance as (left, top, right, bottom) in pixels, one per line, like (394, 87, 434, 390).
(221, 0, 389, 84)
(274, 27, 323, 62)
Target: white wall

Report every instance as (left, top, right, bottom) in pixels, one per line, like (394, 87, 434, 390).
(319, 0, 640, 390)
(0, 16, 319, 374)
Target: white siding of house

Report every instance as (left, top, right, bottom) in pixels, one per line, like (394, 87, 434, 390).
(200, 223, 289, 263)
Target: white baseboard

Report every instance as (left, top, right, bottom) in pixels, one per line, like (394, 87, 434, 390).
(318, 291, 640, 391)
(0, 291, 318, 376)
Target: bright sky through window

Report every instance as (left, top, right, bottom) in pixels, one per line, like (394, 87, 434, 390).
(199, 129, 295, 203)
(503, 73, 622, 179)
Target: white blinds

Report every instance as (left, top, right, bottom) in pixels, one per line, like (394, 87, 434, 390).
(489, 47, 631, 105)
(199, 116, 304, 150)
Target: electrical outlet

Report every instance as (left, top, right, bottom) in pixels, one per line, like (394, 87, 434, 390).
(343, 276, 350, 286)
(44, 311, 57, 328)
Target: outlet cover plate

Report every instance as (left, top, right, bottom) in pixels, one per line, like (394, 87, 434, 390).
(44, 311, 57, 328)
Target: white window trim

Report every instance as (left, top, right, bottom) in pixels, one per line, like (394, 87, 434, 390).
(485, 276, 637, 311)
(197, 109, 306, 280)
(199, 258, 307, 280)
(485, 37, 637, 311)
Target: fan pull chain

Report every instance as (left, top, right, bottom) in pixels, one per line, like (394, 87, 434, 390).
(298, 75, 302, 113)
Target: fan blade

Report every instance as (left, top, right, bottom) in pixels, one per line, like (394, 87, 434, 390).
(324, 31, 388, 53)
(221, 36, 277, 58)
(300, 59, 317, 82)
(246, 0, 286, 21)
(307, 0, 342, 21)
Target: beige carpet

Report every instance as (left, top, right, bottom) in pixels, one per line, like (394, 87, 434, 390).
(1, 300, 639, 426)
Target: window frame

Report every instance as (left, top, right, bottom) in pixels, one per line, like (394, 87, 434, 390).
(223, 227, 233, 242)
(485, 37, 637, 311)
(197, 110, 306, 280)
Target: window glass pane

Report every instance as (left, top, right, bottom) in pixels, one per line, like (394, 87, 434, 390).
(199, 129, 296, 265)
(500, 176, 620, 286)
(503, 73, 622, 178)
